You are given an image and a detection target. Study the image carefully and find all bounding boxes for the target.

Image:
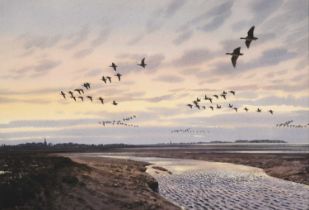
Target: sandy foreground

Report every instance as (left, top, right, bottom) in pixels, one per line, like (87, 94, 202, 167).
(60, 154, 180, 210)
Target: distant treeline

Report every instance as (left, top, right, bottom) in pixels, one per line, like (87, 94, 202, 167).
(0, 142, 136, 153)
(0, 139, 287, 153)
(210, 140, 286, 144)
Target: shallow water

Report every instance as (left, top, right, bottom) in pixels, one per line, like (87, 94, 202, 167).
(97, 155, 309, 210)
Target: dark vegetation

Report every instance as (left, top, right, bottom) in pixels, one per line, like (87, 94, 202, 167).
(0, 153, 89, 210)
(0, 139, 287, 153)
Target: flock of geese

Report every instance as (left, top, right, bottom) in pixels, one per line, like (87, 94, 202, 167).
(58, 26, 283, 130)
(226, 26, 258, 67)
(276, 120, 309, 128)
(98, 115, 138, 127)
(171, 128, 207, 134)
(60, 58, 147, 106)
(187, 90, 274, 115)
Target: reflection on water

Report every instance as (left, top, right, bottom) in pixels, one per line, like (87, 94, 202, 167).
(97, 155, 309, 210)
(0, 170, 10, 175)
(218, 150, 309, 154)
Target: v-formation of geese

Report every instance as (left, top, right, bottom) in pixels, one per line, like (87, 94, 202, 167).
(60, 58, 147, 106)
(187, 90, 274, 115)
(276, 120, 308, 128)
(226, 26, 258, 68)
(171, 128, 207, 134)
(99, 115, 139, 127)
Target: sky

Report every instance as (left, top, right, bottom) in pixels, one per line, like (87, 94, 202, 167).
(0, 0, 308, 144)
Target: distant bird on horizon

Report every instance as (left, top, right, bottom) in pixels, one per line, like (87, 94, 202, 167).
(110, 63, 118, 71)
(257, 108, 262, 113)
(233, 107, 238, 112)
(106, 76, 112, 83)
(220, 94, 226, 100)
(213, 95, 219, 99)
(113, 100, 118, 106)
(196, 97, 201, 102)
(115, 73, 122, 81)
(202, 106, 206, 110)
(240, 26, 258, 48)
(68, 91, 74, 97)
(226, 47, 243, 68)
(216, 104, 221, 109)
(78, 96, 83, 101)
(71, 96, 76, 101)
(138, 57, 146, 68)
(205, 95, 213, 103)
(60, 91, 66, 99)
(209, 106, 214, 110)
(228, 104, 233, 108)
(244, 107, 249, 112)
(229, 90, 235, 95)
(83, 83, 91, 89)
(187, 104, 193, 109)
(222, 91, 227, 95)
(86, 96, 93, 102)
(193, 100, 200, 109)
(269, 110, 274, 115)
(98, 97, 104, 104)
(74, 89, 84, 95)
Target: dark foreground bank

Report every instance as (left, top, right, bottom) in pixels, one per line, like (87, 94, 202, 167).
(0, 153, 179, 210)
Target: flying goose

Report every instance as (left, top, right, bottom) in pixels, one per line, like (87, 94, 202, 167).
(233, 107, 238, 112)
(102, 76, 107, 83)
(187, 104, 193, 109)
(229, 90, 235, 95)
(138, 57, 146, 68)
(86, 96, 93, 102)
(113, 100, 118, 106)
(115, 73, 122, 81)
(78, 96, 83, 101)
(209, 106, 214, 110)
(110, 63, 117, 71)
(71, 96, 76, 101)
(60, 91, 66, 99)
(106, 76, 112, 83)
(226, 47, 243, 68)
(257, 108, 262, 113)
(98, 97, 104, 104)
(244, 107, 249, 112)
(68, 91, 74, 97)
(83, 83, 91, 89)
(269, 110, 274, 115)
(213, 95, 219, 99)
(240, 26, 258, 48)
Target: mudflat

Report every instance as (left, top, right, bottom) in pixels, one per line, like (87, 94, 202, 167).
(113, 146, 309, 185)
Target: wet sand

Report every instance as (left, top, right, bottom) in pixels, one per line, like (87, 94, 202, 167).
(114, 146, 309, 185)
(145, 157, 309, 210)
(70, 154, 309, 210)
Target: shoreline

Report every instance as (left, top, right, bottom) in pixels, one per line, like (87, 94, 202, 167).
(109, 149, 309, 185)
(62, 154, 180, 210)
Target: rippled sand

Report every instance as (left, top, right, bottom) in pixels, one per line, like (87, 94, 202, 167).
(99, 155, 309, 210)
(144, 158, 309, 210)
